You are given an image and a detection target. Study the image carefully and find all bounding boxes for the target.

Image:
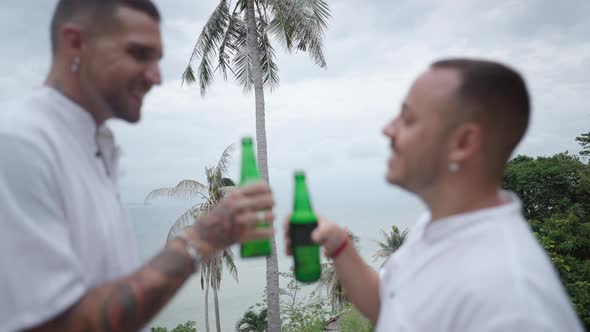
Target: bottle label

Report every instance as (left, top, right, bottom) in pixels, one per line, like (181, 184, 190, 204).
(290, 223, 318, 246)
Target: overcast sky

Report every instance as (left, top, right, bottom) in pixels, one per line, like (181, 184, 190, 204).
(1, 0, 589, 234)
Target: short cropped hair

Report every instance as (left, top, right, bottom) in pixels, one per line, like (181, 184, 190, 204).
(431, 58, 530, 166)
(50, 0, 161, 54)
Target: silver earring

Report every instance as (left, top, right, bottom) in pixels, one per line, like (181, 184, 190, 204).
(71, 56, 80, 73)
(449, 162, 460, 173)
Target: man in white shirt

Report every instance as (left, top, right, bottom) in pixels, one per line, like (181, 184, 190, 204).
(286, 59, 584, 331)
(0, 1, 275, 331)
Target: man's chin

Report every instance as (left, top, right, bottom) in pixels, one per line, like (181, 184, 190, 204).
(114, 108, 141, 123)
(385, 173, 399, 185)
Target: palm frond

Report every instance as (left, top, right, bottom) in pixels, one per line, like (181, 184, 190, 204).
(181, 64, 196, 86)
(210, 255, 224, 288)
(299, 0, 330, 30)
(372, 226, 408, 262)
(216, 2, 243, 80)
(187, 0, 231, 95)
(165, 203, 207, 242)
(222, 248, 239, 283)
(293, 13, 327, 67)
(144, 179, 209, 205)
(233, 35, 254, 92)
(275, 0, 329, 68)
(259, 18, 280, 90)
(215, 144, 235, 177)
(267, 0, 295, 50)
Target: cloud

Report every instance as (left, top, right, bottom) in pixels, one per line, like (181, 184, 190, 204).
(1, 0, 589, 220)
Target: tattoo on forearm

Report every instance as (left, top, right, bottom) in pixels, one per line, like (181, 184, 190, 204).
(98, 248, 192, 332)
(28, 248, 193, 332)
(100, 283, 137, 332)
(151, 249, 193, 278)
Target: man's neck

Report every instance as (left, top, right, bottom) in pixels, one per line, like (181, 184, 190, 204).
(420, 178, 503, 222)
(45, 68, 108, 126)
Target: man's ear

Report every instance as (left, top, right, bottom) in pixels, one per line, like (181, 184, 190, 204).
(448, 122, 483, 163)
(58, 23, 83, 57)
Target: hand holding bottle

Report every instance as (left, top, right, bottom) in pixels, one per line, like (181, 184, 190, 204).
(284, 215, 349, 259)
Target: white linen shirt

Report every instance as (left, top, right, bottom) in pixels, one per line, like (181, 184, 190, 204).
(376, 191, 584, 332)
(0, 87, 141, 331)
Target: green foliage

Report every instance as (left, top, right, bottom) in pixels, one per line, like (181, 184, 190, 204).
(531, 213, 590, 326)
(503, 146, 590, 329)
(151, 321, 197, 332)
(502, 153, 590, 222)
(279, 271, 333, 332)
(236, 308, 268, 332)
(338, 306, 374, 332)
(373, 225, 408, 267)
(576, 132, 590, 158)
(239, 271, 337, 332)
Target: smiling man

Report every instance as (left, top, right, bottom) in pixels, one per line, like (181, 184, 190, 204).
(0, 1, 275, 331)
(286, 59, 584, 331)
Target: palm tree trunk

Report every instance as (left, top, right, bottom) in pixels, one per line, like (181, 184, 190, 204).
(245, 0, 281, 331)
(213, 285, 221, 332)
(205, 275, 211, 332)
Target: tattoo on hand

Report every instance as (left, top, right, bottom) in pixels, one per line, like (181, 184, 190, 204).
(197, 206, 235, 250)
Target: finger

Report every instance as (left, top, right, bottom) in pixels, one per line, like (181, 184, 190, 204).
(283, 216, 291, 237)
(285, 240, 293, 256)
(311, 221, 332, 244)
(235, 194, 274, 212)
(236, 210, 274, 226)
(239, 181, 271, 196)
(283, 216, 293, 255)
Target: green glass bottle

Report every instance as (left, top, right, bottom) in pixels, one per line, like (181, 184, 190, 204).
(290, 171, 321, 282)
(240, 137, 272, 258)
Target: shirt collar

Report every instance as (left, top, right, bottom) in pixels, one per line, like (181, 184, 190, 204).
(420, 191, 523, 243)
(43, 86, 98, 147)
(43, 87, 120, 178)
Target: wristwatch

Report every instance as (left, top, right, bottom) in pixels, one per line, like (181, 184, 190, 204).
(176, 232, 202, 274)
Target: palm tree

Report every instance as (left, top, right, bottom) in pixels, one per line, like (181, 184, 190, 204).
(317, 232, 359, 311)
(373, 225, 408, 268)
(181, 2, 330, 330)
(236, 308, 268, 332)
(145, 145, 238, 332)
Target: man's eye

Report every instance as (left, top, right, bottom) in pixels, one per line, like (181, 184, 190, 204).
(129, 49, 149, 61)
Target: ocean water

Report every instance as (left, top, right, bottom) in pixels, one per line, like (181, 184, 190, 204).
(127, 201, 421, 331)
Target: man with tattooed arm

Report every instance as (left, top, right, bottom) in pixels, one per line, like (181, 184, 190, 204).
(0, 1, 274, 331)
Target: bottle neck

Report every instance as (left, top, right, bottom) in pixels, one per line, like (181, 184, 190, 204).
(293, 177, 314, 213)
(240, 143, 260, 185)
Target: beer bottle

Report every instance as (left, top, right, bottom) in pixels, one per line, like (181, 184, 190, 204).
(290, 171, 321, 282)
(239, 137, 271, 258)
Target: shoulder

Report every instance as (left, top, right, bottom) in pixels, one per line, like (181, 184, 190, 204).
(0, 88, 64, 158)
(446, 219, 578, 329)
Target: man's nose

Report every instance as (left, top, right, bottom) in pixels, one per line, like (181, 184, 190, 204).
(146, 63, 162, 85)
